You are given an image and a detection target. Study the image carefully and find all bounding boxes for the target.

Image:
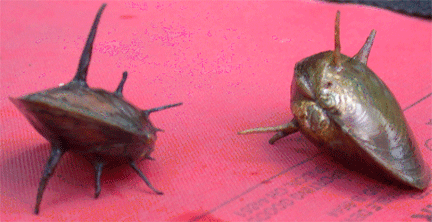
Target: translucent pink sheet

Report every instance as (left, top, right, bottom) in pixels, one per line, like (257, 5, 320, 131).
(1, 1, 431, 221)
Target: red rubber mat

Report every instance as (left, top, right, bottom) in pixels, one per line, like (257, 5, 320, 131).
(1, 1, 431, 221)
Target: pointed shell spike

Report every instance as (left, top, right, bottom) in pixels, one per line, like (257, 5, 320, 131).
(238, 119, 299, 144)
(144, 102, 183, 116)
(72, 3, 107, 87)
(353, 29, 377, 65)
(129, 162, 164, 195)
(34, 145, 65, 215)
(238, 124, 291, 134)
(94, 162, 104, 198)
(332, 11, 342, 71)
(114, 71, 128, 96)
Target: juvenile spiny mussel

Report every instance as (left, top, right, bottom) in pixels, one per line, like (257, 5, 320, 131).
(239, 11, 430, 190)
(10, 4, 182, 214)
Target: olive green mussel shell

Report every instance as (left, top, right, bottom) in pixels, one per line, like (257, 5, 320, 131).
(239, 11, 430, 190)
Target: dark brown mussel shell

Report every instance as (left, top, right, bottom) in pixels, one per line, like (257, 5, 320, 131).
(10, 4, 182, 214)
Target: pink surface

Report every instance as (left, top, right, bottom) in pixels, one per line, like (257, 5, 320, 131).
(1, 1, 431, 221)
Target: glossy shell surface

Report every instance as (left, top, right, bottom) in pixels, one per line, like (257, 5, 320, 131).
(10, 82, 158, 162)
(239, 11, 430, 190)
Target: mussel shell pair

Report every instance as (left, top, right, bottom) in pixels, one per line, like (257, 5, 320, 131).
(10, 4, 430, 215)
